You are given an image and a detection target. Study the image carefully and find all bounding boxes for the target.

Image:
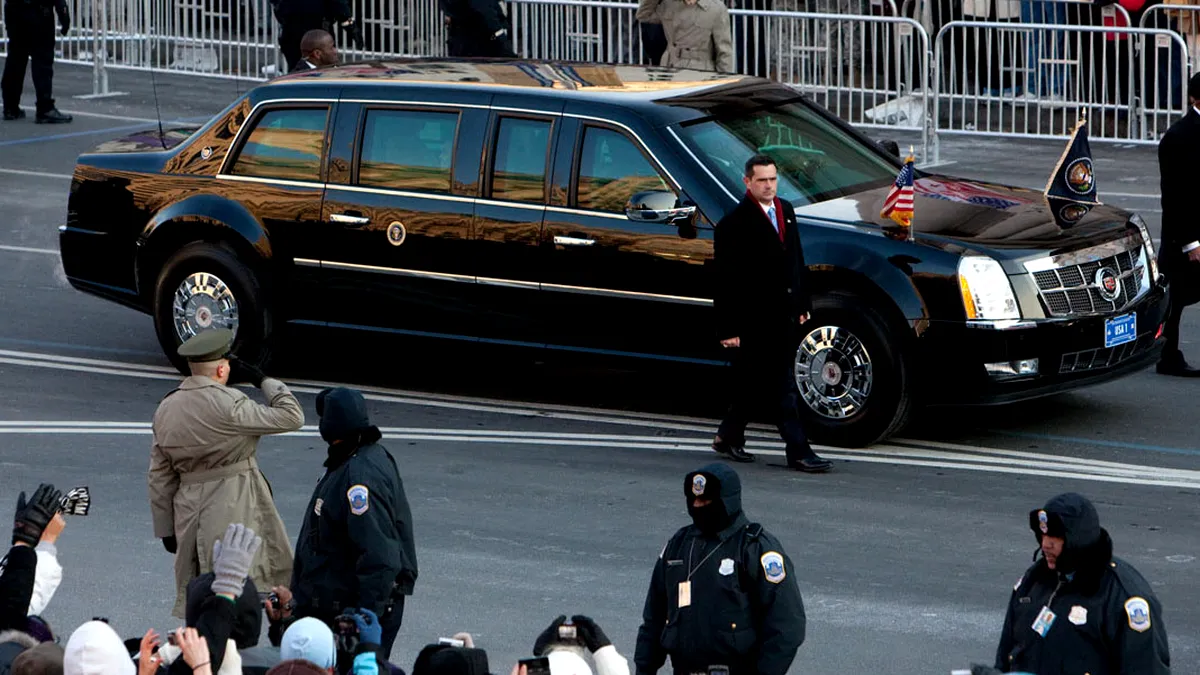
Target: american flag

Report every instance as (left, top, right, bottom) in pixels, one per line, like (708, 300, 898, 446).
(880, 154, 915, 227)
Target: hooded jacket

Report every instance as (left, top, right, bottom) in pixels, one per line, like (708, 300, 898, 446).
(994, 493, 1170, 674)
(292, 388, 418, 615)
(63, 621, 135, 675)
(634, 463, 806, 675)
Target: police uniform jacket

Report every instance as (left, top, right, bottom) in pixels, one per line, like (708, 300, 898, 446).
(634, 465, 806, 675)
(994, 494, 1170, 674)
(149, 375, 304, 617)
(292, 389, 418, 616)
(635, 0, 733, 73)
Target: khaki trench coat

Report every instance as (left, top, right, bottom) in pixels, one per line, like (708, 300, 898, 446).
(636, 0, 734, 73)
(149, 375, 305, 617)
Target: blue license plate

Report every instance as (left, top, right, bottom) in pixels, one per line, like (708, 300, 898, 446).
(1105, 313, 1137, 348)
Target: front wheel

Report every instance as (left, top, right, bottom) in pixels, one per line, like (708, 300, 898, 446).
(793, 294, 913, 447)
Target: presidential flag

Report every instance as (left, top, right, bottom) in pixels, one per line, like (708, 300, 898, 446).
(881, 152, 916, 227)
(1044, 117, 1099, 228)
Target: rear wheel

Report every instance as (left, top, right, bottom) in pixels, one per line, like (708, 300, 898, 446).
(153, 241, 273, 374)
(794, 293, 913, 447)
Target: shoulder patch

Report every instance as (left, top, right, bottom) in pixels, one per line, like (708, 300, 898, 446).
(1125, 597, 1151, 632)
(760, 551, 786, 584)
(347, 484, 370, 515)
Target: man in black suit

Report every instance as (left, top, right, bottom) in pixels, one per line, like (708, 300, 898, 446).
(712, 155, 833, 473)
(1156, 72, 1200, 377)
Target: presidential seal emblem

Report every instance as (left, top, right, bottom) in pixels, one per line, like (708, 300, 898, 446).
(347, 484, 370, 515)
(387, 221, 407, 247)
(691, 474, 706, 496)
(1066, 158, 1094, 195)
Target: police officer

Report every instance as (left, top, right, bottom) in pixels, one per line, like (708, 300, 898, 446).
(291, 387, 418, 661)
(271, 0, 361, 73)
(993, 492, 1170, 674)
(1, 0, 72, 123)
(634, 463, 806, 675)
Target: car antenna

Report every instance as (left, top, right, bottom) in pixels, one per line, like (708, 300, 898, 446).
(149, 67, 167, 150)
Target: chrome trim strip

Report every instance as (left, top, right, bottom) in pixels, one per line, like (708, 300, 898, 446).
(216, 174, 324, 189)
(545, 205, 629, 221)
(541, 281, 712, 306)
(320, 259, 475, 284)
(553, 235, 596, 247)
(329, 184, 476, 204)
(218, 97, 339, 175)
(667, 126, 737, 203)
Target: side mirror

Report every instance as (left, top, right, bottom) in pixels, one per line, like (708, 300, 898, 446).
(625, 190, 696, 225)
(879, 139, 900, 158)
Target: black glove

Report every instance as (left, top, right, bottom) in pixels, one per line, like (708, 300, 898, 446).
(229, 355, 266, 388)
(571, 615, 611, 652)
(55, 4, 70, 35)
(13, 484, 63, 546)
(162, 535, 177, 554)
(532, 615, 568, 656)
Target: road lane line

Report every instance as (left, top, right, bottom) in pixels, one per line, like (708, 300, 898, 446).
(0, 168, 74, 180)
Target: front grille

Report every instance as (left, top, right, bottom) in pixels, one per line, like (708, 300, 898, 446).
(1032, 249, 1144, 317)
(1059, 332, 1154, 373)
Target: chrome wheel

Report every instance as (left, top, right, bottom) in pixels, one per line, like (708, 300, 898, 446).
(794, 325, 873, 419)
(171, 272, 239, 342)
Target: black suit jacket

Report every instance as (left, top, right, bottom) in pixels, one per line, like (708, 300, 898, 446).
(1158, 108, 1200, 301)
(714, 194, 811, 343)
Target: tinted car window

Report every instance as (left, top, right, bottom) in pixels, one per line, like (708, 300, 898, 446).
(577, 127, 671, 213)
(492, 117, 551, 203)
(358, 109, 458, 192)
(678, 100, 897, 206)
(230, 108, 328, 181)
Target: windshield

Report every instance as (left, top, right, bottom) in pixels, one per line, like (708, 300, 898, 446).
(677, 99, 900, 206)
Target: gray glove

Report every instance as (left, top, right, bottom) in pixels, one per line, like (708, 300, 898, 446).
(210, 523, 262, 598)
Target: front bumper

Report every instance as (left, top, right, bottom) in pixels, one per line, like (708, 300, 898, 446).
(918, 283, 1169, 405)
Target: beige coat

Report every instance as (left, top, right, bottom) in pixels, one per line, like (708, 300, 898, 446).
(149, 376, 305, 617)
(637, 0, 734, 73)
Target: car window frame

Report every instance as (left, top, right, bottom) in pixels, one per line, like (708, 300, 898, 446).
(570, 122, 676, 214)
(485, 112, 557, 205)
(350, 104, 463, 195)
(222, 103, 333, 183)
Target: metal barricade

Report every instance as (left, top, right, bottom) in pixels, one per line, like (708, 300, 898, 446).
(933, 21, 1187, 144)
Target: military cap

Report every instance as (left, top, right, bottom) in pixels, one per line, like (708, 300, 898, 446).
(177, 328, 235, 363)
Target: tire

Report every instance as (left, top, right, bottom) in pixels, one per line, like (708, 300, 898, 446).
(153, 241, 274, 375)
(793, 292, 914, 447)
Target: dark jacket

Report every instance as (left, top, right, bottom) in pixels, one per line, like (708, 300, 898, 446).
(995, 493, 1170, 674)
(713, 193, 811, 344)
(292, 389, 418, 616)
(634, 464, 806, 675)
(0, 546, 36, 634)
(1158, 107, 1200, 301)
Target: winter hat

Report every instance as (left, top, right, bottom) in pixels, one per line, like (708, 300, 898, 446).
(63, 621, 135, 675)
(11, 642, 64, 675)
(280, 619, 336, 670)
(266, 660, 331, 675)
(547, 650, 593, 675)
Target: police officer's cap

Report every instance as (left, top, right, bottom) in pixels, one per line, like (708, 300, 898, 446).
(177, 329, 235, 363)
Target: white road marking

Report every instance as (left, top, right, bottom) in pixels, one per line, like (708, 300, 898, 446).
(0, 245, 59, 256)
(0, 168, 74, 181)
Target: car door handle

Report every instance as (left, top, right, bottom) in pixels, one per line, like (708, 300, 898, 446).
(553, 235, 595, 247)
(331, 213, 371, 226)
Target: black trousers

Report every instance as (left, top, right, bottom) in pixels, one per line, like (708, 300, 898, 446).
(716, 334, 815, 464)
(1, 4, 56, 113)
(297, 595, 405, 671)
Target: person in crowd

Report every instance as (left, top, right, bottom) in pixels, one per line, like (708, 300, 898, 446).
(993, 493, 1170, 673)
(291, 388, 417, 659)
(10, 642, 63, 675)
(149, 328, 304, 618)
(439, 0, 515, 56)
(1, 0, 72, 123)
(531, 616, 629, 675)
(635, 0, 733, 73)
(272, 0, 359, 72)
(634, 463, 807, 675)
(291, 30, 340, 72)
(1156, 71, 1200, 377)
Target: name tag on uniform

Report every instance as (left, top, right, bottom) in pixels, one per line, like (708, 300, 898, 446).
(1031, 606, 1056, 637)
(678, 581, 692, 608)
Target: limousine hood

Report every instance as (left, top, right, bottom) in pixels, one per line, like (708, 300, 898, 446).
(794, 174, 1137, 258)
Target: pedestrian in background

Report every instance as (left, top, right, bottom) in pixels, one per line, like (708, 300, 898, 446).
(149, 328, 304, 618)
(635, 0, 733, 73)
(1156, 71, 1200, 377)
(1, 0, 72, 123)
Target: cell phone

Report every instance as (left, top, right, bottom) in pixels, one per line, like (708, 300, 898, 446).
(518, 657, 551, 675)
(438, 637, 465, 647)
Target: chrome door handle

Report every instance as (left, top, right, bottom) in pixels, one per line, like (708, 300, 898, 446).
(331, 213, 371, 226)
(553, 235, 595, 247)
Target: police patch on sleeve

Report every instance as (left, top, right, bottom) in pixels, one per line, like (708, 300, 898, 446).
(347, 484, 370, 516)
(760, 551, 786, 584)
(1125, 597, 1151, 632)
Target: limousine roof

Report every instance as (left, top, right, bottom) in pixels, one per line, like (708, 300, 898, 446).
(268, 58, 796, 124)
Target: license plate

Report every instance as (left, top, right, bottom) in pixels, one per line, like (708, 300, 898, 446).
(1104, 313, 1137, 348)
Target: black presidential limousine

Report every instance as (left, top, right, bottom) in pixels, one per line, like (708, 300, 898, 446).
(58, 59, 1169, 447)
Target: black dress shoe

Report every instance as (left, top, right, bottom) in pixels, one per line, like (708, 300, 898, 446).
(790, 456, 833, 473)
(712, 438, 755, 463)
(35, 108, 72, 124)
(1156, 358, 1200, 377)
(2, 108, 24, 121)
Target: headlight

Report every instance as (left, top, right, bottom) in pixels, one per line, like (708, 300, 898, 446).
(1130, 213, 1159, 282)
(958, 256, 1020, 320)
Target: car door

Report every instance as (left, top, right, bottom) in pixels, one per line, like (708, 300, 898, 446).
(540, 117, 717, 363)
(317, 98, 485, 339)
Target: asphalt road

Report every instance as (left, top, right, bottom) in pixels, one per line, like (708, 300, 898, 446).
(0, 61, 1198, 675)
